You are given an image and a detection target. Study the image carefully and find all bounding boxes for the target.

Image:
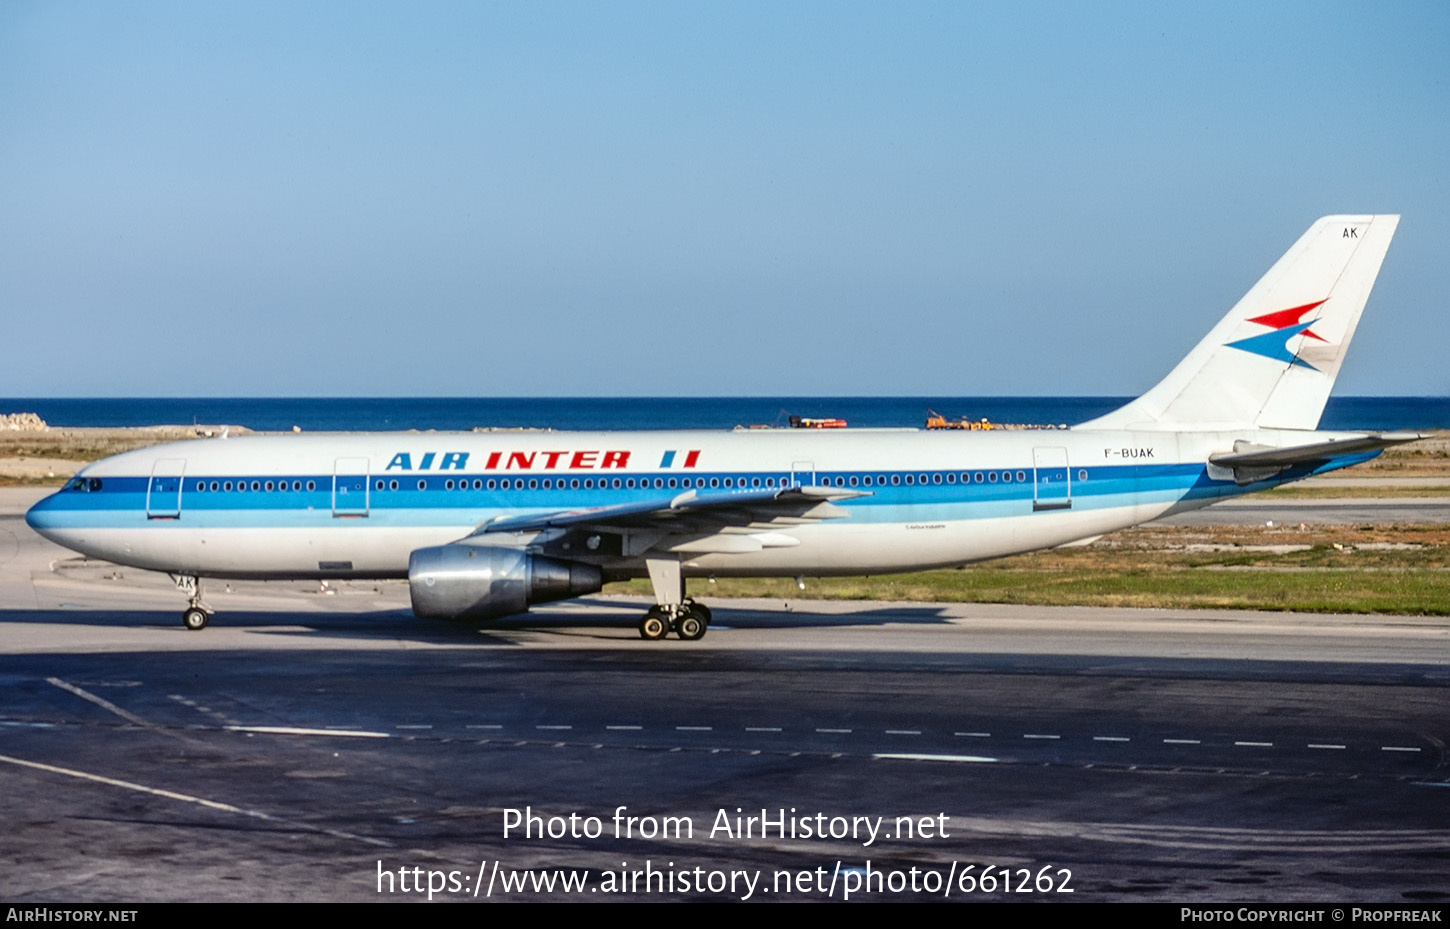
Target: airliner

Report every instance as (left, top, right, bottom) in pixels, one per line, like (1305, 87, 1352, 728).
(26, 215, 1418, 640)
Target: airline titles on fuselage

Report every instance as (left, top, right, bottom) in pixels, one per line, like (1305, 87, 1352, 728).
(383, 449, 704, 472)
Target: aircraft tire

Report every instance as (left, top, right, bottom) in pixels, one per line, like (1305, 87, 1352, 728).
(676, 611, 707, 641)
(639, 610, 669, 640)
(182, 607, 210, 631)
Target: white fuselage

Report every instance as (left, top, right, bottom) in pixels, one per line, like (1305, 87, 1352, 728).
(24, 425, 1366, 582)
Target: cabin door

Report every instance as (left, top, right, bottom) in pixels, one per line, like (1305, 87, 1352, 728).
(146, 458, 186, 519)
(790, 460, 816, 487)
(332, 458, 370, 517)
(1032, 447, 1072, 511)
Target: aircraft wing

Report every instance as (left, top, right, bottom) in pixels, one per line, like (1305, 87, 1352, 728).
(472, 484, 871, 537)
(1209, 432, 1424, 468)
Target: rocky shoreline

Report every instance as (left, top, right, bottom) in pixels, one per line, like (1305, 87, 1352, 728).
(0, 417, 252, 482)
(0, 412, 49, 431)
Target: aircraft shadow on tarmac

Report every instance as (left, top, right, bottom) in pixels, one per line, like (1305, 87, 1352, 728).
(490, 597, 962, 632)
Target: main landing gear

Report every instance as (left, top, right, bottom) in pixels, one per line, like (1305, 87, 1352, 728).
(171, 574, 214, 631)
(638, 557, 712, 641)
(638, 599, 713, 641)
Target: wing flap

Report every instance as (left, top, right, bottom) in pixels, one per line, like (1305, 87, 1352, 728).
(473, 484, 869, 536)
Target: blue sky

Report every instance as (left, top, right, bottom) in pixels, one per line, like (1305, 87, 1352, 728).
(2, 1, 1446, 397)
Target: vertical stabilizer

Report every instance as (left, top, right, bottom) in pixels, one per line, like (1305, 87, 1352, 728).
(1077, 215, 1398, 431)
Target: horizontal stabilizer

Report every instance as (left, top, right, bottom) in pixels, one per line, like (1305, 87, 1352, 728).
(1209, 432, 1425, 469)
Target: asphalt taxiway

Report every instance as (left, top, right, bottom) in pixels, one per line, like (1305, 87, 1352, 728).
(1, 488, 1447, 902)
(1159, 496, 1450, 526)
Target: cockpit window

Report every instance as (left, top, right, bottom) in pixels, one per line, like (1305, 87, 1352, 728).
(66, 477, 102, 492)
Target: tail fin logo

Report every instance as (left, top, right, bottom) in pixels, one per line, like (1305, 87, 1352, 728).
(1224, 299, 1328, 370)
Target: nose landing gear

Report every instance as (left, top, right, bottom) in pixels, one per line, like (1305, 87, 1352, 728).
(171, 575, 214, 630)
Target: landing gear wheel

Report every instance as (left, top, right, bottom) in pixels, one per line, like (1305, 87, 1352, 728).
(639, 609, 669, 640)
(676, 609, 707, 641)
(182, 607, 210, 631)
(684, 600, 712, 625)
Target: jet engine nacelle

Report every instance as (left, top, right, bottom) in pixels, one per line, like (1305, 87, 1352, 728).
(408, 544, 603, 620)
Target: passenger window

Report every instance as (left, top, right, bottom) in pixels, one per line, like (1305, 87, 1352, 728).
(1016, 470, 1027, 482)
(307, 481, 316, 491)
(418, 480, 427, 490)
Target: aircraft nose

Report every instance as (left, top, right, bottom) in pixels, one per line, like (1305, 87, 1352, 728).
(25, 492, 65, 539)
